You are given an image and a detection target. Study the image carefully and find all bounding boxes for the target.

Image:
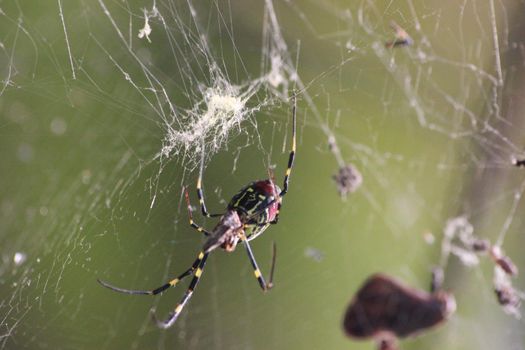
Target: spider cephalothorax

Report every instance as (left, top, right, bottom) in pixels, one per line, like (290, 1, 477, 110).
(202, 210, 242, 253)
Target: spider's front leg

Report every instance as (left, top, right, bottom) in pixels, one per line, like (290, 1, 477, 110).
(196, 173, 224, 218)
(279, 93, 297, 198)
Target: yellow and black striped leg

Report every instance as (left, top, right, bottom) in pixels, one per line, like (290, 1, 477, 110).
(97, 251, 207, 296)
(196, 174, 223, 218)
(251, 95, 296, 223)
(184, 188, 211, 236)
(240, 234, 276, 292)
(279, 93, 297, 197)
(152, 252, 209, 329)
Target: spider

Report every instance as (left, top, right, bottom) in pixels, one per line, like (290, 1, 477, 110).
(97, 96, 297, 329)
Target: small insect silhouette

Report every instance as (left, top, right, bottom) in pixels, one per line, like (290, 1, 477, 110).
(490, 246, 518, 277)
(512, 158, 525, 167)
(385, 22, 413, 48)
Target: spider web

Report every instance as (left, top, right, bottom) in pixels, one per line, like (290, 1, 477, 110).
(0, 1, 524, 349)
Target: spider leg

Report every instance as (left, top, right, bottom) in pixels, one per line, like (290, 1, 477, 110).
(97, 251, 206, 296)
(248, 94, 296, 223)
(240, 233, 276, 291)
(279, 93, 297, 198)
(152, 252, 209, 329)
(196, 173, 224, 218)
(184, 188, 211, 236)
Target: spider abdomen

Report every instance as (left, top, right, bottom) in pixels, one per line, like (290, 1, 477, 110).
(228, 180, 281, 240)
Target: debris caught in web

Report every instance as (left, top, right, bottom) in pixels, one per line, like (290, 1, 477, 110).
(138, 6, 158, 42)
(343, 274, 455, 350)
(493, 266, 522, 318)
(490, 246, 518, 277)
(332, 164, 363, 198)
(438, 216, 522, 318)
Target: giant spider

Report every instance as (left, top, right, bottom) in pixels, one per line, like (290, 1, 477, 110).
(98, 96, 297, 328)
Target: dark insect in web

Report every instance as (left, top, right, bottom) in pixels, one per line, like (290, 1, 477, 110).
(512, 158, 525, 167)
(97, 96, 297, 329)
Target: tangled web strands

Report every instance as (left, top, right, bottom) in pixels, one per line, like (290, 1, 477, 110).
(1, 1, 525, 350)
(159, 74, 267, 163)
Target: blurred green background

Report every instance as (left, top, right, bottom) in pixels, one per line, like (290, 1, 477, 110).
(1, 1, 524, 349)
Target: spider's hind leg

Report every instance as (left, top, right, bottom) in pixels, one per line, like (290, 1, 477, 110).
(97, 251, 207, 296)
(152, 252, 210, 329)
